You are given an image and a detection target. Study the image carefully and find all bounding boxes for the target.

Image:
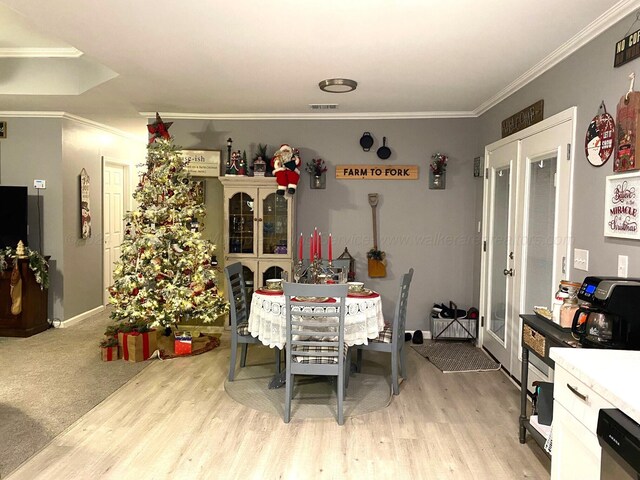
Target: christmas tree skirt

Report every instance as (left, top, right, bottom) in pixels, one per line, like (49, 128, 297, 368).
(156, 332, 220, 360)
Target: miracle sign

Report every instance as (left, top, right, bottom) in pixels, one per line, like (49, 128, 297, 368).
(604, 172, 640, 240)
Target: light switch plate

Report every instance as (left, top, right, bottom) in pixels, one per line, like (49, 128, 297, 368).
(574, 248, 589, 271)
(618, 255, 628, 278)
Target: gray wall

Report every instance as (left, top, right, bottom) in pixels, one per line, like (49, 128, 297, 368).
(168, 118, 480, 330)
(0, 117, 64, 320)
(476, 11, 640, 292)
(61, 119, 144, 319)
(0, 115, 143, 322)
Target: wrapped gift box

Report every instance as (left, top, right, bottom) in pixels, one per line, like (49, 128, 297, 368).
(120, 330, 157, 362)
(100, 345, 120, 361)
(175, 332, 193, 356)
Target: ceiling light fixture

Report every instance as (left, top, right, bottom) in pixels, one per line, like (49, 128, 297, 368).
(319, 78, 357, 93)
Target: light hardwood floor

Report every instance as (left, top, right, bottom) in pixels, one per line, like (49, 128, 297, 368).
(7, 336, 550, 480)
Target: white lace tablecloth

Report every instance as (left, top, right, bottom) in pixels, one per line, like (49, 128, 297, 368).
(248, 291, 384, 349)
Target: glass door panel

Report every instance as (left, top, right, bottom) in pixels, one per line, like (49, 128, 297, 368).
(520, 154, 557, 376)
(261, 193, 289, 255)
(522, 154, 557, 312)
(488, 166, 511, 344)
(228, 192, 255, 254)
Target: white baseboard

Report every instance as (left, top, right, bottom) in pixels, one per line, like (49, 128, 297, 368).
(58, 306, 105, 328)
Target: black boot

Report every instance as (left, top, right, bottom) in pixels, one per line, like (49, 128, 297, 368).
(412, 330, 423, 344)
(287, 187, 296, 195)
(276, 189, 285, 196)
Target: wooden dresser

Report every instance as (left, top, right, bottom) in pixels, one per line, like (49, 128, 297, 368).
(0, 258, 49, 337)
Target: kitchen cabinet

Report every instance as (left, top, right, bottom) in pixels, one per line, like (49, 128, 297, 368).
(220, 176, 295, 296)
(549, 352, 615, 480)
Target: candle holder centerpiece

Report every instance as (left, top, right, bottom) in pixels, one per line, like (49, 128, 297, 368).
(293, 230, 344, 283)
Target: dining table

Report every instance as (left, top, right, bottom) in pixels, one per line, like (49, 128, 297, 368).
(248, 287, 385, 388)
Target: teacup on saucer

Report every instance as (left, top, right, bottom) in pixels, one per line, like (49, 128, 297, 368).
(347, 281, 364, 292)
(265, 279, 283, 290)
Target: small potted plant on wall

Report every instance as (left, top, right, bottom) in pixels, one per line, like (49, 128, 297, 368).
(429, 152, 448, 189)
(306, 158, 328, 189)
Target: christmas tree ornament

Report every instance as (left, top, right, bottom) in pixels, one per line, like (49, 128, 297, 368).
(147, 112, 173, 144)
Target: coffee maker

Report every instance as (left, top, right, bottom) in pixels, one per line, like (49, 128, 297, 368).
(572, 276, 640, 349)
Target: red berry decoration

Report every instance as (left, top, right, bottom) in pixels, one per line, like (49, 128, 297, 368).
(132, 287, 139, 296)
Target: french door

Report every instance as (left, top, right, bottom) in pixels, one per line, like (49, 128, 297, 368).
(480, 107, 575, 387)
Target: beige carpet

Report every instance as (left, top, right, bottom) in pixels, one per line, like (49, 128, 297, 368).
(224, 347, 393, 421)
(0, 309, 150, 478)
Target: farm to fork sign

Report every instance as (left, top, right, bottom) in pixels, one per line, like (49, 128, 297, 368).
(604, 172, 640, 240)
(336, 165, 418, 180)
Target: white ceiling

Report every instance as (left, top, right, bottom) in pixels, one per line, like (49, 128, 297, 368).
(0, 0, 638, 135)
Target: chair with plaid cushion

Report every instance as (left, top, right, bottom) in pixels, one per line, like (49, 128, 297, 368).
(283, 282, 349, 425)
(225, 262, 279, 381)
(355, 268, 413, 395)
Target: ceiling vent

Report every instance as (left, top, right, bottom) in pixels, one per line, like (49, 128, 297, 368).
(309, 104, 338, 110)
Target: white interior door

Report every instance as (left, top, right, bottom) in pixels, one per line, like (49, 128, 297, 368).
(481, 141, 518, 368)
(103, 162, 127, 304)
(481, 107, 575, 383)
(511, 118, 574, 385)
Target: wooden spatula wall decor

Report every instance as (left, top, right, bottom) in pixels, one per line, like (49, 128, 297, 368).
(367, 193, 386, 278)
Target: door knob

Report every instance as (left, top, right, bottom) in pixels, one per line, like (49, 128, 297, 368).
(503, 268, 514, 276)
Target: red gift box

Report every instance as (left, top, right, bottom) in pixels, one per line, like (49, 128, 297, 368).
(100, 345, 120, 361)
(120, 330, 157, 362)
(175, 333, 192, 356)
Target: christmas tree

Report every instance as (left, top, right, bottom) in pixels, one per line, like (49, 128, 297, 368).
(109, 118, 228, 328)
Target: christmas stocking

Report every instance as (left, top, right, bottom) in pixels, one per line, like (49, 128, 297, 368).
(10, 263, 22, 315)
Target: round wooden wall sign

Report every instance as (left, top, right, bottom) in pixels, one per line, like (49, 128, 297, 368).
(585, 111, 615, 167)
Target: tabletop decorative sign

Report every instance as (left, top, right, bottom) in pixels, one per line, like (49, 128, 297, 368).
(585, 102, 615, 167)
(604, 172, 640, 239)
(336, 165, 418, 180)
(80, 168, 91, 239)
(183, 150, 221, 177)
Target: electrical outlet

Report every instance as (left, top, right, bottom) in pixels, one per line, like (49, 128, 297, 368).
(34, 179, 46, 189)
(574, 248, 589, 271)
(618, 255, 629, 278)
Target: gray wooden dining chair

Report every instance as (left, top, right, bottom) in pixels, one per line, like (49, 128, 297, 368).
(225, 262, 281, 381)
(283, 282, 349, 425)
(355, 268, 414, 395)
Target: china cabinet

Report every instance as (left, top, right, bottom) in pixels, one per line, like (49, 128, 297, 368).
(220, 176, 295, 299)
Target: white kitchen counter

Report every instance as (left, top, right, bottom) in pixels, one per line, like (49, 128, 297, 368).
(550, 347, 640, 424)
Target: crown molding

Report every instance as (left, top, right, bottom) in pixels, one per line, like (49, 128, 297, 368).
(0, 111, 141, 141)
(139, 110, 477, 120)
(0, 47, 83, 58)
(474, 0, 640, 116)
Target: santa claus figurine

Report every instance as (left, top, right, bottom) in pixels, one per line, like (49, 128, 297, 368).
(271, 144, 301, 195)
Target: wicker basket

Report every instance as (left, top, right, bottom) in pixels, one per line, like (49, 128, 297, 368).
(523, 324, 546, 357)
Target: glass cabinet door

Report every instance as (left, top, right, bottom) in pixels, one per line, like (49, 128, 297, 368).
(261, 192, 289, 256)
(262, 265, 285, 281)
(228, 192, 255, 254)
